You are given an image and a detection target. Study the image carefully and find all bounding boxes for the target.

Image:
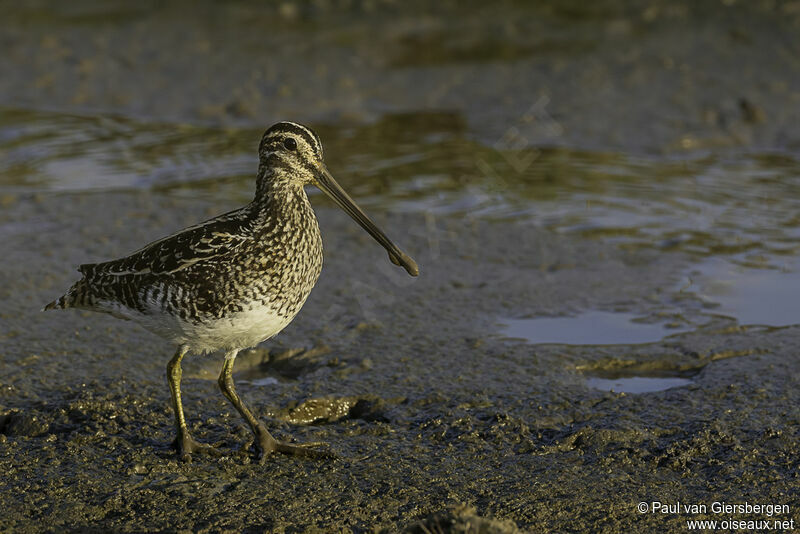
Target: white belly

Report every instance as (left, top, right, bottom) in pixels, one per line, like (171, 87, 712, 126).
(100, 299, 297, 354)
(178, 305, 295, 353)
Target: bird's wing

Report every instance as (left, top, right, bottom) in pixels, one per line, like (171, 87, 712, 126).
(78, 207, 252, 278)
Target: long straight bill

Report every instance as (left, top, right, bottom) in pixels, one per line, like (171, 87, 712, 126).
(315, 165, 419, 276)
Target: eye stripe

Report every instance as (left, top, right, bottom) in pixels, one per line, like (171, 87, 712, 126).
(290, 123, 323, 157)
(261, 121, 323, 160)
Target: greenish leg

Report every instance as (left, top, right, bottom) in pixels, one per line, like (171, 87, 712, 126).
(167, 345, 220, 460)
(217, 349, 332, 462)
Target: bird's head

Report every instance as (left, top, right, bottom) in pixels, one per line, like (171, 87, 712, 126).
(256, 121, 419, 277)
(258, 121, 325, 187)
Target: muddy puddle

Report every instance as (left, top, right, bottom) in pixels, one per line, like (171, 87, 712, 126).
(498, 311, 690, 346)
(585, 376, 694, 394)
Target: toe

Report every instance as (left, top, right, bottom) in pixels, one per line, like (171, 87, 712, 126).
(272, 440, 335, 459)
(174, 432, 221, 460)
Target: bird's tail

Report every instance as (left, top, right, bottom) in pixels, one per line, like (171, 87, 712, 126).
(42, 296, 66, 311)
(42, 280, 88, 312)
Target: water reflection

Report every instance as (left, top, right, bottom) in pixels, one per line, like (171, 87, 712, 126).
(585, 376, 693, 394)
(499, 311, 686, 346)
(2, 107, 798, 274)
(683, 256, 800, 327)
(0, 108, 257, 198)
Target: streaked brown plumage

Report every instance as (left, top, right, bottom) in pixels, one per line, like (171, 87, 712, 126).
(44, 121, 418, 461)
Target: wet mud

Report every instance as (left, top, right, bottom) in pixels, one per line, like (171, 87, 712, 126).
(2, 1, 800, 532)
(3, 191, 799, 532)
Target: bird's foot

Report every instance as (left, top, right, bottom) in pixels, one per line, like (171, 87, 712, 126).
(256, 428, 334, 463)
(172, 431, 222, 462)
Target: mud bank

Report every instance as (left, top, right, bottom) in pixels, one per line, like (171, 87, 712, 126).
(1, 191, 798, 531)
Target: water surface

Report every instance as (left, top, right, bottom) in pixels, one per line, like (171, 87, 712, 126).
(4, 107, 798, 334)
(4, 108, 798, 269)
(683, 256, 800, 327)
(499, 311, 686, 346)
(585, 376, 693, 394)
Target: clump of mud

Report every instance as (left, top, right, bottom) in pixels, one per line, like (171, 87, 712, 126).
(398, 504, 520, 534)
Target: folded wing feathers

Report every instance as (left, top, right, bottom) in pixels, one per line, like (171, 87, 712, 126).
(47, 213, 252, 312)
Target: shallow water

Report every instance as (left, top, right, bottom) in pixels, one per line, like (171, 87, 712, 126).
(3, 108, 798, 266)
(683, 255, 800, 327)
(0, 108, 258, 198)
(585, 376, 693, 394)
(4, 107, 799, 334)
(498, 311, 686, 346)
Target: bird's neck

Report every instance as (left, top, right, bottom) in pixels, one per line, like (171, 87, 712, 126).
(251, 167, 315, 230)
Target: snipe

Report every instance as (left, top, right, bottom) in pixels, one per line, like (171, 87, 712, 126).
(44, 121, 418, 461)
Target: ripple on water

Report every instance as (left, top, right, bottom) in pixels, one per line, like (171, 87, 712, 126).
(4, 107, 800, 307)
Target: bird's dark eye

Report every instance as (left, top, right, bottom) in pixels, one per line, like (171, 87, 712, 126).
(283, 137, 297, 151)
